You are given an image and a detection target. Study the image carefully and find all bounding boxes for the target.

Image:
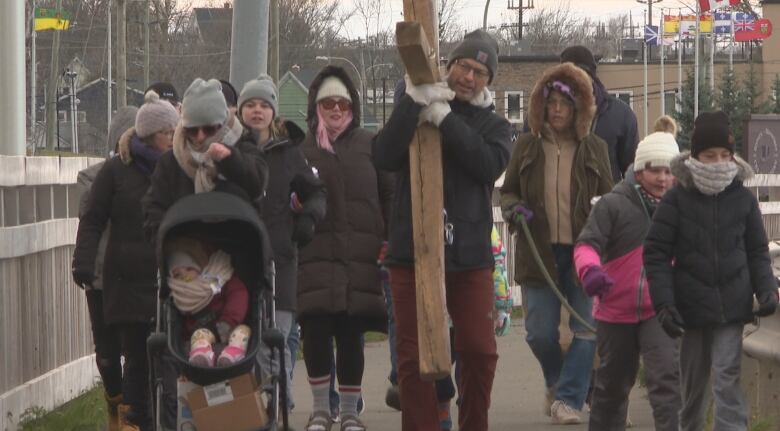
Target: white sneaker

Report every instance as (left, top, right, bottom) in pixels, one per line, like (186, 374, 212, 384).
(550, 400, 582, 425)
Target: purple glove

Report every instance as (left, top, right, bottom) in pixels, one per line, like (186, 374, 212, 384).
(581, 266, 614, 298)
(503, 203, 533, 226)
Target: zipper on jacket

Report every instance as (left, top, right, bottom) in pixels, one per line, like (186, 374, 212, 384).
(637, 267, 646, 320)
(714, 196, 726, 323)
(556, 143, 561, 243)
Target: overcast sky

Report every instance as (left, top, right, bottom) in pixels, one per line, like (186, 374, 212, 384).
(336, 0, 710, 39)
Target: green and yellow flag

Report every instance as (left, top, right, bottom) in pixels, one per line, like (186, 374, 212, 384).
(34, 8, 71, 31)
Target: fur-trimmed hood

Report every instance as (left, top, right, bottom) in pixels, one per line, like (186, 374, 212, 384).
(117, 127, 136, 164)
(306, 65, 361, 134)
(528, 62, 596, 142)
(670, 151, 754, 190)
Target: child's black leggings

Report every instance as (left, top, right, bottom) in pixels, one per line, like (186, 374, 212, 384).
(301, 313, 364, 386)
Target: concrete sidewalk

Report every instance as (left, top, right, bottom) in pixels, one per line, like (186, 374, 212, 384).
(288, 322, 656, 430)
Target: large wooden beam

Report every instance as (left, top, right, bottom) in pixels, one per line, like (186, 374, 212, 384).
(397, 0, 451, 381)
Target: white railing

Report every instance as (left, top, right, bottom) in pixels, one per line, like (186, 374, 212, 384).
(0, 155, 103, 431)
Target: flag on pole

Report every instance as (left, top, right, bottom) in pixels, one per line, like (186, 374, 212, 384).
(645, 25, 660, 45)
(735, 18, 773, 41)
(733, 12, 756, 32)
(699, 0, 740, 13)
(681, 14, 714, 34)
(664, 15, 681, 34)
(34, 8, 71, 31)
(714, 12, 732, 34)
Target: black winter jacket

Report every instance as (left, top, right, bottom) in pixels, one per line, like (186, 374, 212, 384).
(592, 81, 639, 183)
(373, 91, 513, 272)
(644, 152, 776, 328)
(142, 123, 268, 248)
(73, 134, 157, 324)
(255, 122, 326, 312)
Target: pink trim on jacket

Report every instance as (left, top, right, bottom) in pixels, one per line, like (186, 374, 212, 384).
(575, 244, 655, 323)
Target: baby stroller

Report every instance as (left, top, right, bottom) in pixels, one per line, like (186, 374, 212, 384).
(147, 191, 289, 431)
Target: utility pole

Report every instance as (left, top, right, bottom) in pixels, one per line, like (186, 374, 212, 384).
(117, 0, 127, 107)
(0, 0, 26, 155)
(144, 0, 150, 89)
(230, 0, 270, 92)
(30, 0, 37, 149)
(269, 0, 279, 83)
(507, 0, 534, 41)
(45, 0, 63, 150)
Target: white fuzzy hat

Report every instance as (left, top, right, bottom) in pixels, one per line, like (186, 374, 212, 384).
(316, 76, 351, 103)
(634, 132, 680, 171)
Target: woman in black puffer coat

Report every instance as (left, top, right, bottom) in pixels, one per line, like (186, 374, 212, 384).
(73, 91, 179, 431)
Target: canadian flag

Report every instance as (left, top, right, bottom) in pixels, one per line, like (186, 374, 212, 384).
(699, 0, 740, 12)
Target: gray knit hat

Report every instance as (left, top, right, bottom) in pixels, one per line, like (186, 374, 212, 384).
(238, 74, 279, 115)
(446, 29, 499, 84)
(181, 78, 229, 127)
(108, 106, 138, 154)
(135, 91, 180, 138)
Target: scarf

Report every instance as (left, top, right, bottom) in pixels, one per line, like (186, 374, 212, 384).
(172, 114, 244, 193)
(316, 104, 353, 154)
(128, 135, 163, 177)
(635, 184, 661, 217)
(684, 157, 739, 196)
(168, 250, 234, 314)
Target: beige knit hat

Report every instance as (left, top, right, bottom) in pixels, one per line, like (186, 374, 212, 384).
(316, 76, 352, 103)
(634, 130, 680, 171)
(135, 91, 180, 139)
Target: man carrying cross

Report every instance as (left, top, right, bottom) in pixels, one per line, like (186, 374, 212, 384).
(373, 29, 513, 431)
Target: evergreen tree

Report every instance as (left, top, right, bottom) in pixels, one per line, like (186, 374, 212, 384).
(771, 74, 780, 114)
(716, 68, 748, 154)
(673, 67, 714, 150)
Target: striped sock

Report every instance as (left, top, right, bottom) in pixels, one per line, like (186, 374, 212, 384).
(339, 385, 362, 418)
(308, 375, 331, 413)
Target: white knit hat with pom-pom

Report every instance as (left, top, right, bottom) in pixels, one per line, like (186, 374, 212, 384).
(135, 90, 180, 139)
(634, 115, 680, 171)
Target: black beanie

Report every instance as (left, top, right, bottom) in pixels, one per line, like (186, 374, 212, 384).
(691, 111, 735, 158)
(446, 29, 499, 84)
(560, 46, 598, 77)
(219, 79, 238, 108)
(145, 82, 179, 105)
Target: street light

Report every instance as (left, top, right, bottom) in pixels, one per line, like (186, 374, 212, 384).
(315, 55, 364, 125)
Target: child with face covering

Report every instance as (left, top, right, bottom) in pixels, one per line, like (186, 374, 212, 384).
(166, 237, 251, 367)
(644, 111, 779, 431)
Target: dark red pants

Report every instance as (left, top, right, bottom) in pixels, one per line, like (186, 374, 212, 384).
(390, 267, 498, 431)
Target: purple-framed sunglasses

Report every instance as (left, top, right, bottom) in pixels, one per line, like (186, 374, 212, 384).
(544, 80, 575, 103)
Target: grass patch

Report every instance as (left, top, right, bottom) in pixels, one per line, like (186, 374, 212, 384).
(511, 306, 524, 320)
(749, 417, 776, 431)
(365, 331, 388, 343)
(20, 385, 107, 431)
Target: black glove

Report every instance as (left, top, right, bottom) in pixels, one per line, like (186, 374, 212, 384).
(292, 214, 316, 247)
(656, 306, 685, 338)
(755, 291, 779, 317)
(72, 268, 95, 289)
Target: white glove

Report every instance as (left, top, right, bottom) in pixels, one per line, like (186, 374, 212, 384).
(404, 75, 455, 106)
(418, 101, 451, 127)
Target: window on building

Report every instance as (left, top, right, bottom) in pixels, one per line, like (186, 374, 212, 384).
(57, 111, 67, 122)
(77, 111, 87, 123)
(610, 91, 633, 108)
(505, 91, 524, 123)
(664, 90, 678, 116)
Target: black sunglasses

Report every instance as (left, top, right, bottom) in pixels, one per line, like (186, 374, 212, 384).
(183, 124, 222, 138)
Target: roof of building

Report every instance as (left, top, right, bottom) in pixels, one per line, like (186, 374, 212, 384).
(193, 7, 233, 46)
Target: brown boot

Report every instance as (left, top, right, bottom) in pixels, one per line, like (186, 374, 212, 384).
(105, 393, 123, 431)
(117, 404, 141, 431)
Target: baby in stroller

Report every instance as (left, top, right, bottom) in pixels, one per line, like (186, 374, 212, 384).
(166, 236, 252, 368)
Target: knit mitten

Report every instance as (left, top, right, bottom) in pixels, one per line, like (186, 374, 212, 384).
(189, 328, 216, 367)
(217, 324, 251, 367)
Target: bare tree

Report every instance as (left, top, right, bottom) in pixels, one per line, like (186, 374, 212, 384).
(439, 0, 463, 44)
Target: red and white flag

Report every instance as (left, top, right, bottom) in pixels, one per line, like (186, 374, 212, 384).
(699, 0, 740, 12)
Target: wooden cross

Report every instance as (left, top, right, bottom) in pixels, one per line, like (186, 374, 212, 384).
(396, 0, 451, 381)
